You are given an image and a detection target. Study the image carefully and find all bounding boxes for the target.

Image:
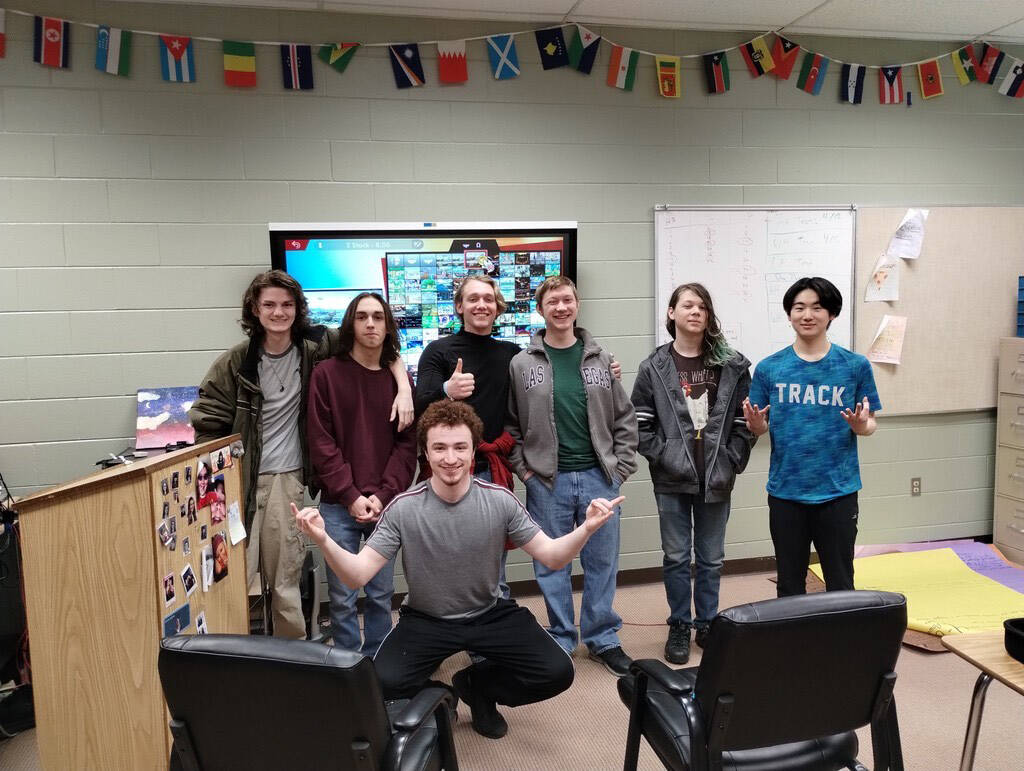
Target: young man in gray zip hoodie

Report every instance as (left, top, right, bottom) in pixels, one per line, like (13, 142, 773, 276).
(506, 276, 638, 677)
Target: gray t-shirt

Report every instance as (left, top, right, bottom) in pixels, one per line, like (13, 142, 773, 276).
(257, 346, 302, 474)
(366, 479, 541, 620)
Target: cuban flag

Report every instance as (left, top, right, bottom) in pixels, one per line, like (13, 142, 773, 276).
(486, 34, 519, 80)
(159, 35, 195, 83)
(33, 16, 71, 69)
(280, 44, 314, 90)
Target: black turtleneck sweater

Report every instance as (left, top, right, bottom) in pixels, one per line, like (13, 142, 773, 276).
(415, 329, 522, 445)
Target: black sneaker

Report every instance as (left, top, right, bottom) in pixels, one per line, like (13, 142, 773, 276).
(665, 623, 691, 664)
(452, 668, 508, 739)
(589, 645, 633, 677)
(694, 623, 710, 649)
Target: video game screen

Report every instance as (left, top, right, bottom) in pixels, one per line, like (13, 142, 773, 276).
(269, 223, 577, 378)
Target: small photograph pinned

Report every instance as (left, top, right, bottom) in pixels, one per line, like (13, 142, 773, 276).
(171, 471, 180, 490)
(227, 501, 246, 545)
(182, 536, 191, 556)
(213, 446, 232, 471)
(212, 532, 229, 583)
(161, 478, 170, 496)
(162, 604, 191, 637)
(163, 572, 176, 606)
(196, 611, 209, 635)
(200, 524, 208, 541)
(179, 504, 186, 519)
(196, 458, 216, 509)
(210, 474, 227, 523)
(201, 545, 214, 591)
(181, 563, 198, 596)
(162, 502, 170, 519)
(167, 515, 178, 551)
(173, 489, 180, 504)
(157, 519, 174, 548)
(185, 465, 192, 485)
(186, 496, 198, 526)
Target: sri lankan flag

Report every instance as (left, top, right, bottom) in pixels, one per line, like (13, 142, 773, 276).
(740, 36, 774, 77)
(656, 55, 680, 98)
(318, 42, 359, 74)
(223, 41, 256, 87)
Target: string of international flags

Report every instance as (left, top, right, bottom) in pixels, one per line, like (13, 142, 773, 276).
(3, 7, 1023, 101)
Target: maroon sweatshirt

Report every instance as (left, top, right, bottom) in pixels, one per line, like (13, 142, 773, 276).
(307, 356, 416, 508)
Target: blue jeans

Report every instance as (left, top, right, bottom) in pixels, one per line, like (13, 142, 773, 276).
(525, 467, 622, 655)
(655, 493, 730, 627)
(320, 502, 396, 656)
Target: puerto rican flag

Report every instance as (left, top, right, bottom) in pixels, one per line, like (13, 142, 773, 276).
(879, 66, 903, 104)
(33, 16, 71, 69)
(159, 35, 195, 83)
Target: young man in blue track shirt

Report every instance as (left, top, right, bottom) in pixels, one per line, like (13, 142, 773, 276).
(742, 277, 880, 597)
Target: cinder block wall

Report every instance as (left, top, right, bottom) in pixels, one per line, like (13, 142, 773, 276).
(1, 1, 1018, 585)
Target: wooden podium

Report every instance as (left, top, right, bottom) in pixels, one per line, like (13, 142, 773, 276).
(16, 437, 249, 769)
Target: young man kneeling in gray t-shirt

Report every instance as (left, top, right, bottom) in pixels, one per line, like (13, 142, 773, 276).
(293, 399, 624, 740)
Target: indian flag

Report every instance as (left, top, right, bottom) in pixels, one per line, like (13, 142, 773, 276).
(607, 44, 638, 91)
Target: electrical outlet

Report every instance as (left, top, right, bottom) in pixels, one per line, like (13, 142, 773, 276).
(911, 477, 921, 496)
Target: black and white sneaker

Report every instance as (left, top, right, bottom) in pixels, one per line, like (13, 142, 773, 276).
(589, 645, 633, 677)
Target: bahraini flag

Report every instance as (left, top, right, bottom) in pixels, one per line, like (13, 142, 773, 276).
(437, 40, 468, 84)
(1, 10, 8, 59)
(96, 26, 132, 77)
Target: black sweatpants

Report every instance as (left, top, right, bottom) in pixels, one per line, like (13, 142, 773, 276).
(374, 598, 575, 707)
(768, 492, 859, 597)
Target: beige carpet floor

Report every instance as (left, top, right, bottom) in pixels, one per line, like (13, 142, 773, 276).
(3, 572, 1023, 769)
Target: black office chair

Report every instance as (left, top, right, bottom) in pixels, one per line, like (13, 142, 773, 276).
(619, 590, 907, 771)
(159, 634, 458, 771)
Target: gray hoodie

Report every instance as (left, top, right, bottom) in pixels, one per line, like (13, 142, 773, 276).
(506, 327, 638, 488)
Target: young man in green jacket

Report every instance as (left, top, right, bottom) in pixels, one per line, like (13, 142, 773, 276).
(190, 270, 412, 638)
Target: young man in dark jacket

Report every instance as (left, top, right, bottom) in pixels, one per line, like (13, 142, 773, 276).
(631, 283, 755, 664)
(190, 270, 412, 639)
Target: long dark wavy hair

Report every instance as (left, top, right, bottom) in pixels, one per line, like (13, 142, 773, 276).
(336, 292, 401, 367)
(239, 270, 312, 342)
(664, 282, 735, 366)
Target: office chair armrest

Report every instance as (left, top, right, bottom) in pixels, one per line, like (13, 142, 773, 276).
(629, 659, 695, 697)
(391, 687, 455, 732)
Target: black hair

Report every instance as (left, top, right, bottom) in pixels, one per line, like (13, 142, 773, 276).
(782, 277, 843, 328)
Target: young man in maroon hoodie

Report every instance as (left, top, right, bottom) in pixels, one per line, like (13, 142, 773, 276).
(306, 292, 417, 654)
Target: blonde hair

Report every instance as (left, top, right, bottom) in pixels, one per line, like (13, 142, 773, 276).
(454, 275, 508, 323)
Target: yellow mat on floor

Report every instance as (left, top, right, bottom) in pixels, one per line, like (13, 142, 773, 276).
(810, 548, 1024, 635)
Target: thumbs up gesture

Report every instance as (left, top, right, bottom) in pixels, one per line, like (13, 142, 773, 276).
(445, 357, 475, 400)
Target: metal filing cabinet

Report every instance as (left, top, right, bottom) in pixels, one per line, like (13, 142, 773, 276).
(995, 337, 1024, 564)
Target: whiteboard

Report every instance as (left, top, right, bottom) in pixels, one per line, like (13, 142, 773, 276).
(654, 207, 856, 370)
